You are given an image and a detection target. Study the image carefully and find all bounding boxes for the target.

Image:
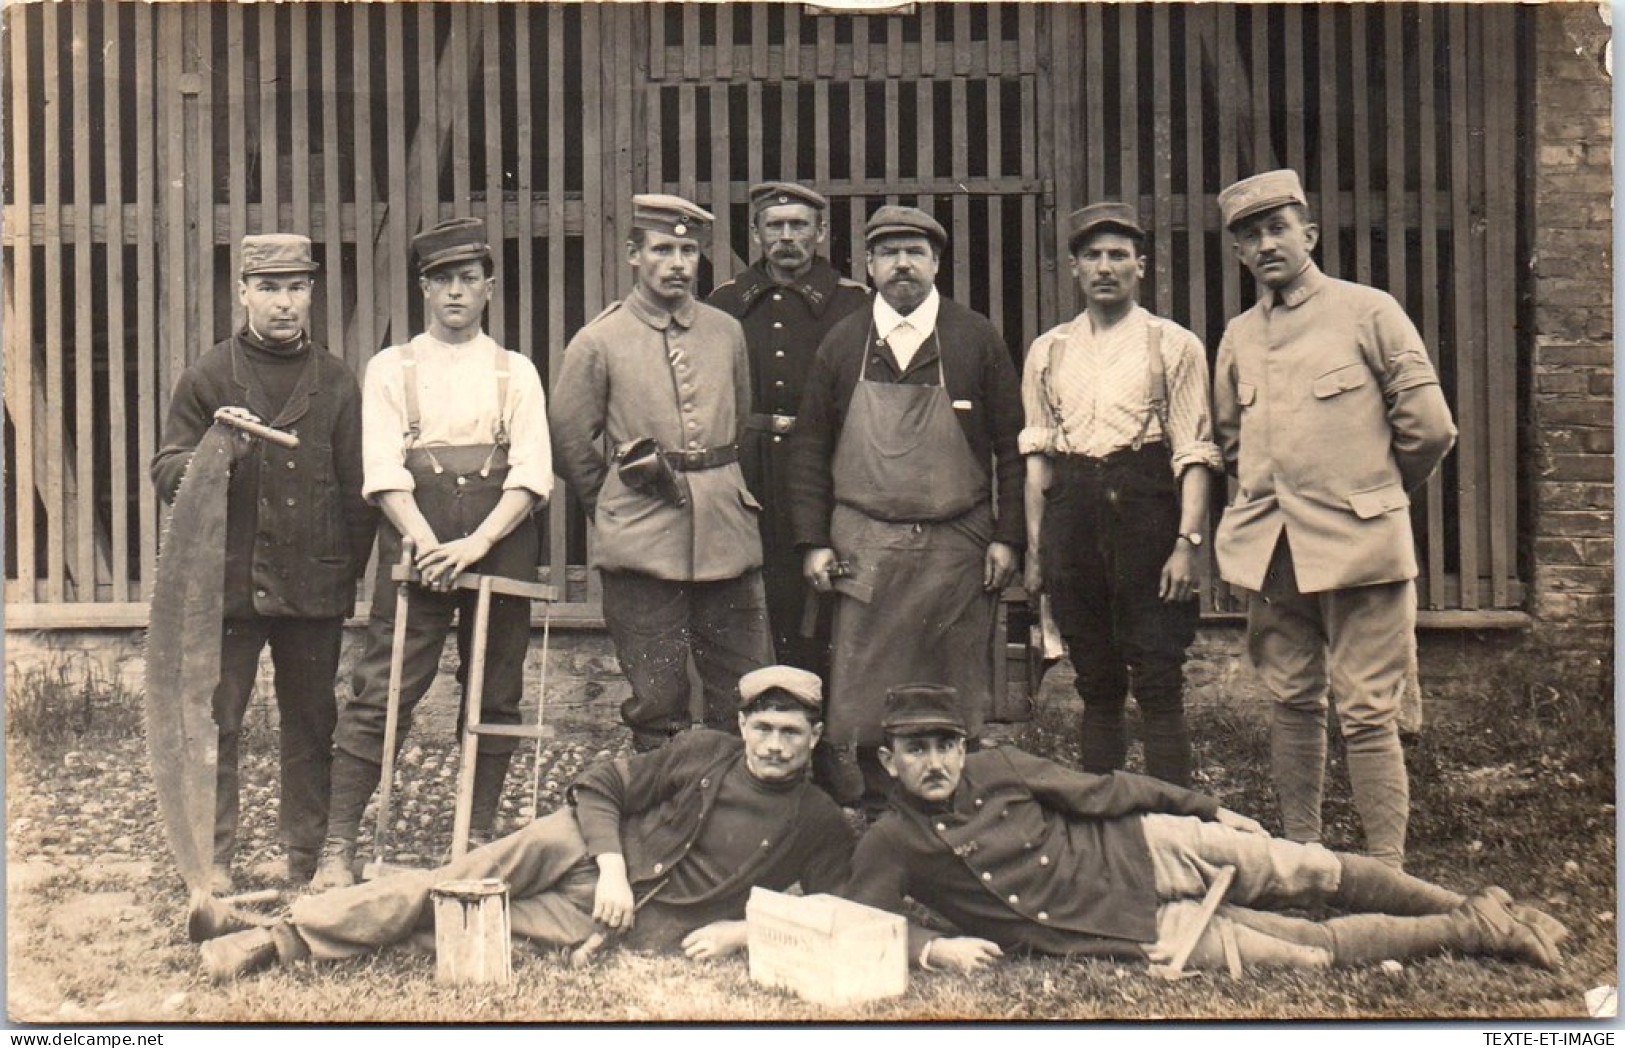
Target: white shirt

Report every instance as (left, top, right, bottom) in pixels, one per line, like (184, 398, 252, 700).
(360, 331, 553, 501)
(872, 287, 941, 373)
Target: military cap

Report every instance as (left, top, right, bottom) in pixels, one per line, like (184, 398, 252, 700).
(737, 665, 823, 713)
(1218, 169, 1309, 230)
(881, 683, 968, 738)
(413, 217, 492, 275)
(864, 205, 948, 250)
(1066, 202, 1146, 254)
(240, 233, 319, 276)
(749, 181, 829, 217)
(632, 193, 714, 246)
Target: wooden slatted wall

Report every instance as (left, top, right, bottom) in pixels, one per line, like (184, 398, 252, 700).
(2, 1, 1527, 627)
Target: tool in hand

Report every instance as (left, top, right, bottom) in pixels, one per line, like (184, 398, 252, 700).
(568, 882, 666, 968)
(799, 560, 872, 638)
(1147, 864, 1236, 981)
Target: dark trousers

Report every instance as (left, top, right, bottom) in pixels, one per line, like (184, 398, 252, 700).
(600, 569, 773, 748)
(1042, 447, 1197, 785)
(213, 614, 343, 862)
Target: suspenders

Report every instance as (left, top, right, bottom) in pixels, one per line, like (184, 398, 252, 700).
(400, 340, 512, 475)
(1040, 319, 1169, 454)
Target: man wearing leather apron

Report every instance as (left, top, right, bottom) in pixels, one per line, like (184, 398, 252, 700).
(789, 205, 1026, 809)
(551, 194, 774, 753)
(313, 218, 554, 890)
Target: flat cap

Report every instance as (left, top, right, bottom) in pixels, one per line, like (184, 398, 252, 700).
(749, 181, 829, 216)
(864, 204, 948, 250)
(632, 193, 714, 246)
(1218, 169, 1308, 230)
(240, 233, 318, 276)
(413, 217, 492, 275)
(738, 665, 823, 713)
(1066, 202, 1145, 254)
(881, 683, 968, 738)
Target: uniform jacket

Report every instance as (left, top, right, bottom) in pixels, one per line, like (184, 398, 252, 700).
(1213, 264, 1457, 593)
(568, 729, 853, 903)
(788, 294, 1027, 549)
(550, 286, 764, 583)
(709, 258, 868, 548)
(151, 331, 374, 620)
(844, 746, 1218, 957)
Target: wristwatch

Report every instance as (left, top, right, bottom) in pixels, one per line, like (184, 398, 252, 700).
(1177, 531, 1204, 548)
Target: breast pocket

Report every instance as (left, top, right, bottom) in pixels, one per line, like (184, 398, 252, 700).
(1312, 363, 1370, 399)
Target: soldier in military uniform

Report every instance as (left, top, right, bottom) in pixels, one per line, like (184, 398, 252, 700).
(708, 182, 868, 678)
(844, 685, 1566, 974)
(1212, 170, 1457, 870)
(551, 194, 774, 752)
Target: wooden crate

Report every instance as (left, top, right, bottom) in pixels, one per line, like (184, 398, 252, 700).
(746, 888, 907, 1007)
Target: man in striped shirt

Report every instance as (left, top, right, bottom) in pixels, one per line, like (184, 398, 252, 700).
(1019, 202, 1222, 787)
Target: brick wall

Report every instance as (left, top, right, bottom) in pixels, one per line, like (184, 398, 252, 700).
(1527, 2, 1614, 696)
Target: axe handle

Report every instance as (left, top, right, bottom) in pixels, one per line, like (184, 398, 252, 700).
(799, 587, 821, 639)
(1161, 864, 1236, 977)
(214, 409, 299, 449)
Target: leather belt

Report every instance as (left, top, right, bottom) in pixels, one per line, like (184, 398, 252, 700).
(663, 442, 739, 471)
(746, 412, 797, 436)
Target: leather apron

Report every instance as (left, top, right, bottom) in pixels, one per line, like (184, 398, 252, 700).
(826, 325, 996, 745)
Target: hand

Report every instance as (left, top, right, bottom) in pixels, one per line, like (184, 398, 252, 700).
(1214, 807, 1268, 837)
(415, 533, 494, 592)
(803, 548, 839, 593)
(215, 406, 264, 462)
(1158, 543, 1199, 603)
(680, 920, 748, 962)
(591, 856, 636, 931)
(984, 542, 1018, 592)
(926, 937, 1005, 973)
(1023, 546, 1043, 598)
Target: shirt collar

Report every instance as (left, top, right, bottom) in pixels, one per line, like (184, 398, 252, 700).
(873, 286, 941, 340)
(1267, 261, 1327, 312)
(1082, 303, 1149, 340)
(625, 283, 698, 330)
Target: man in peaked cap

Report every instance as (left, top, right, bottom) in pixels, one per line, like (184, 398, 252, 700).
(193, 665, 853, 980)
(552, 194, 776, 753)
(1018, 202, 1222, 788)
(708, 182, 868, 691)
(1211, 169, 1457, 870)
(789, 204, 1026, 810)
(842, 684, 1566, 975)
(312, 216, 554, 890)
(153, 233, 376, 890)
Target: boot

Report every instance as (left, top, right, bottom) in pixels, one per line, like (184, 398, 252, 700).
(186, 895, 279, 943)
(1484, 887, 1571, 951)
(1137, 687, 1192, 787)
(469, 751, 513, 838)
(1271, 703, 1328, 843)
(199, 920, 310, 982)
(1078, 701, 1128, 775)
(310, 838, 357, 892)
(1452, 887, 1564, 969)
(1331, 853, 1465, 916)
(310, 752, 383, 891)
(1344, 724, 1410, 869)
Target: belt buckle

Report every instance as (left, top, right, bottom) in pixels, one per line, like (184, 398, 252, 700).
(770, 415, 795, 435)
(680, 449, 703, 468)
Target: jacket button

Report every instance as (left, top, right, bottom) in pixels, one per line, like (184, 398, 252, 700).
(285, 498, 296, 507)
(686, 420, 698, 430)
(1037, 911, 1050, 922)
(981, 871, 992, 882)
(772, 293, 782, 302)
(255, 587, 267, 597)
(774, 351, 784, 358)
(973, 797, 984, 808)
(1007, 894, 1019, 905)
(653, 862, 664, 874)
(700, 778, 710, 788)
(688, 440, 700, 449)
(772, 321, 783, 330)
(934, 822, 947, 834)
(1038, 855, 1050, 866)
(456, 477, 467, 486)
(286, 460, 296, 469)
(761, 839, 771, 849)
(771, 436, 782, 444)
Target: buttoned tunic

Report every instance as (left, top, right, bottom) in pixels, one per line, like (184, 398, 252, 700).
(1212, 265, 1457, 593)
(551, 286, 763, 582)
(844, 746, 1218, 954)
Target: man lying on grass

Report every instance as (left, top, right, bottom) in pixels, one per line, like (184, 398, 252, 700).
(844, 683, 1568, 974)
(192, 666, 853, 981)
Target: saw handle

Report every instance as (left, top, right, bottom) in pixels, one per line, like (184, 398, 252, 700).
(214, 407, 299, 449)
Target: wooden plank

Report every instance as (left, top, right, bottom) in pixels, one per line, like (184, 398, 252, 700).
(72, 0, 97, 597)
(290, 4, 311, 249)
(1151, 5, 1172, 317)
(1184, 4, 1207, 344)
(8, 4, 35, 600)
(884, 78, 900, 200)
(1019, 65, 1038, 341)
(987, 2, 1002, 77)
(781, 80, 799, 188)
(1215, 5, 1239, 320)
(1316, 7, 1340, 278)
(482, 6, 505, 344)
(710, 83, 731, 284)
(747, 81, 763, 189)
(1483, 6, 1516, 606)
(1448, 5, 1480, 609)
(384, 6, 410, 344)
(887, 12, 903, 79)
(1383, 6, 1407, 310)
(319, 5, 345, 359)
(582, 7, 605, 313)
(1044, 4, 1073, 323)
(782, 4, 800, 79)
(135, 5, 157, 597)
(105, 2, 130, 600)
(717, 5, 734, 80)
(1120, 7, 1139, 201)
(351, 6, 378, 362)
(649, 0, 665, 82)
(1350, 6, 1372, 285)
(916, 78, 933, 210)
(1084, 5, 1104, 203)
(682, 4, 700, 82)
(816, 8, 834, 78)
(815, 79, 831, 191)
(1284, 6, 1305, 174)
(514, 5, 535, 367)
(259, 4, 279, 229)
(953, 5, 970, 77)
(986, 80, 1004, 333)
(449, 6, 473, 231)
(1249, 5, 1270, 171)
(751, 5, 768, 80)
(195, 4, 215, 348)
(950, 77, 970, 304)
(852, 14, 869, 79)
(677, 83, 696, 204)
(847, 82, 865, 280)
(546, 5, 569, 599)
(1017, 4, 1035, 75)
(418, 5, 439, 229)
(919, 4, 936, 77)
(1416, 5, 1446, 608)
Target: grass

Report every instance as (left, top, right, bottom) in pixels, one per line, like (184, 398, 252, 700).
(4, 659, 1617, 1023)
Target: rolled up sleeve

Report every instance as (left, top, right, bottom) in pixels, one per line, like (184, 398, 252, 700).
(360, 351, 415, 500)
(501, 355, 554, 503)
